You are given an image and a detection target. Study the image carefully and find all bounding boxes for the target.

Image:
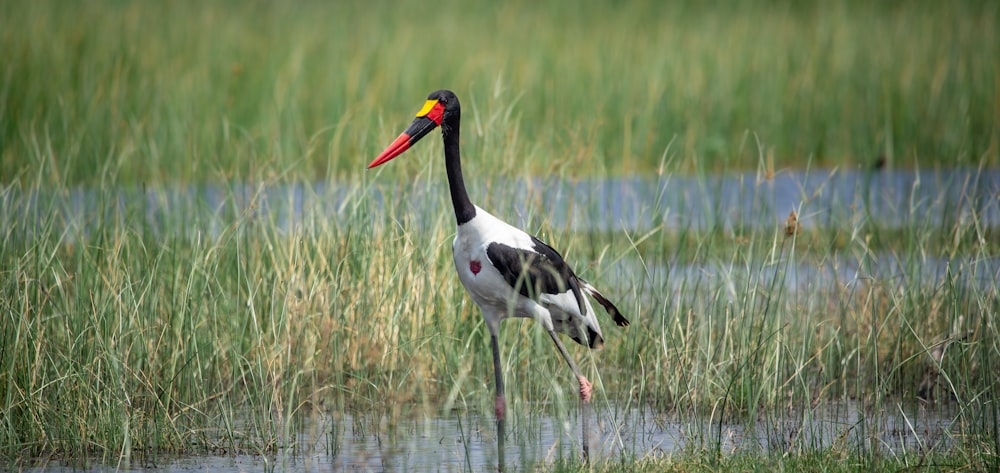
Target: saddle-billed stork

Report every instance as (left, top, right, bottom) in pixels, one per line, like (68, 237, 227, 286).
(368, 90, 629, 469)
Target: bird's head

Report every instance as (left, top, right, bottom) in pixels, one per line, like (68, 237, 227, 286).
(368, 90, 460, 169)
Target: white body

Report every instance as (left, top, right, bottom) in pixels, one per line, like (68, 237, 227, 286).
(452, 206, 603, 344)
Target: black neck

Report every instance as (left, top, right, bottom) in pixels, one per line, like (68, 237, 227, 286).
(442, 119, 477, 225)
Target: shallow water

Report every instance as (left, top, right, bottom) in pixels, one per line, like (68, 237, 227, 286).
(23, 401, 961, 472)
(4, 168, 999, 242)
(11, 169, 996, 298)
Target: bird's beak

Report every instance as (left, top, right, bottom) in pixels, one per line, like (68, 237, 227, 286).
(368, 99, 445, 169)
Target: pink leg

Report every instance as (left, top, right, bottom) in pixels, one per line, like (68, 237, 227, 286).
(578, 375, 593, 403)
(495, 395, 506, 420)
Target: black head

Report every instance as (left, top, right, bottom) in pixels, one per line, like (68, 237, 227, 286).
(427, 89, 460, 129)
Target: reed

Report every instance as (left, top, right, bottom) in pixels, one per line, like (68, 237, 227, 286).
(3, 162, 997, 468)
(1, 0, 996, 186)
(1, 0, 998, 470)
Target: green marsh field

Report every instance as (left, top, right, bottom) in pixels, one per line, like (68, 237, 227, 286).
(2, 0, 999, 471)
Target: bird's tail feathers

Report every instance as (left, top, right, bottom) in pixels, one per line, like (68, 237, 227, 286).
(581, 281, 630, 327)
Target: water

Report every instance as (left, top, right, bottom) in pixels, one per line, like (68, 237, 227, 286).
(23, 401, 961, 472)
(4, 168, 999, 241)
(7, 168, 997, 308)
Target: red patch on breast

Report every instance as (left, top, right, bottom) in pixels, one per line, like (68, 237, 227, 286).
(470, 260, 482, 275)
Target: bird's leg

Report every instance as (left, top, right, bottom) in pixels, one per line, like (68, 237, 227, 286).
(545, 330, 590, 400)
(547, 330, 591, 463)
(578, 376, 593, 402)
(491, 332, 506, 473)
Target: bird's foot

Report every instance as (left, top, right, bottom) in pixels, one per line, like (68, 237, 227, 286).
(495, 395, 506, 420)
(578, 376, 592, 403)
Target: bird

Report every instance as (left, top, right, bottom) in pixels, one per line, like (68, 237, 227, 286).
(367, 90, 630, 470)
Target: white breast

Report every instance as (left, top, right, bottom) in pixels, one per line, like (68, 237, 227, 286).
(451, 207, 544, 321)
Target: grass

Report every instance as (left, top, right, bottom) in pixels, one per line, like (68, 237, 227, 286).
(2, 166, 997, 468)
(1, 0, 997, 185)
(1, 0, 999, 470)
(547, 449, 990, 472)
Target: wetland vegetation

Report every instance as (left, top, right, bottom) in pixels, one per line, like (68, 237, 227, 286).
(2, 0, 998, 471)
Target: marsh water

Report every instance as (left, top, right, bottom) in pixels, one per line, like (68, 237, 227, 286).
(6, 168, 1000, 237)
(24, 400, 961, 472)
(7, 167, 998, 293)
(8, 168, 997, 471)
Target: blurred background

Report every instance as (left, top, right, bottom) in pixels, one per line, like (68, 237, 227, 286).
(2, 0, 996, 185)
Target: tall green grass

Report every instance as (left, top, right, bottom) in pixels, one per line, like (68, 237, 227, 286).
(2, 164, 997, 467)
(2, 0, 997, 185)
(1, 0, 998, 470)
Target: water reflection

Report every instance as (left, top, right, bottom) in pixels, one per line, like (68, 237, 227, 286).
(22, 401, 961, 472)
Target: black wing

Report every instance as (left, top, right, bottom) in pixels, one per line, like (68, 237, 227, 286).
(485, 236, 587, 313)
